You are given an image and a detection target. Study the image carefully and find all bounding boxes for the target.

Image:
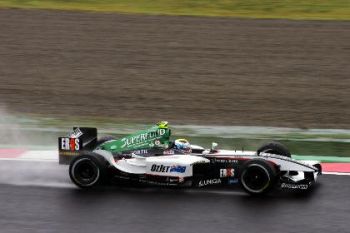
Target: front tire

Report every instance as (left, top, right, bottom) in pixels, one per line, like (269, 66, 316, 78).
(240, 159, 277, 195)
(69, 153, 108, 188)
(257, 141, 291, 158)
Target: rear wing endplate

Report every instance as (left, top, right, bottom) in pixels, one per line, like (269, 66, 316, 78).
(58, 127, 97, 164)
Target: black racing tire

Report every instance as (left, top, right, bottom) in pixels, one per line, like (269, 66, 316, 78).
(69, 152, 108, 188)
(240, 159, 277, 195)
(257, 141, 291, 158)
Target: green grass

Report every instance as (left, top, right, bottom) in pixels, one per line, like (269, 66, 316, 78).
(3, 129, 349, 157)
(0, 0, 349, 20)
(2, 114, 349, 156)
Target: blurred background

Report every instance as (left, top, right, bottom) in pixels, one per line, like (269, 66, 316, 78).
(0, 0, 349, 156)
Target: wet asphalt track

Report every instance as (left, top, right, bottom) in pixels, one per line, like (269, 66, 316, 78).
(1, 160, 349, 233)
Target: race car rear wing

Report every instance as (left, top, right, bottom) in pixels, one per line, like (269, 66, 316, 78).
(58, 127, 97, 164)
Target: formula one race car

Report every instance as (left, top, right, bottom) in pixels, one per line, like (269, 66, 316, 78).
(58, 121, 322, 195)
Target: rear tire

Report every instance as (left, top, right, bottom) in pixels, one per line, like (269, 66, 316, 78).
(257, 141, 291, 158)
(240, 159, 277, 195)
(69, 152, 108, 188)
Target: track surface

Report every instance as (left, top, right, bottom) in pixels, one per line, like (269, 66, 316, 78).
(0, 9, 350, 128)
(0, 160, 349, 233)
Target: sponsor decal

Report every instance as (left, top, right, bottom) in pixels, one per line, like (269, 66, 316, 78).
(170, 166, 186, 173)
(151, 164, 170, 172)
(133, 149, 149, 155)
(220, 168, 235, 178)
(168, 177, 184, 183)
(169, 177, 178, 183)
(60, 138, 80, 151)
(163, 149, 175, 155)
(69, 128, 83, 138)
(228, 178, 239, 184)
(121, 129, 166, 148)
(154, 140, 161, 146)
(199, 179, 221, 187)
(59, 151, 80, 156)
(151, 164, 186, 173)
(281, 183, 309, 190)
(144, 180, 178, 186)
(211, 158, 239, 164)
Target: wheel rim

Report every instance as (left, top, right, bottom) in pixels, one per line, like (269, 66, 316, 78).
(241, 164, 270, 193)
(71, 158, 100, 187)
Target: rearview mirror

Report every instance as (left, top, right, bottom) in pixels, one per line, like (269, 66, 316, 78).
(211, 142, 218, 151)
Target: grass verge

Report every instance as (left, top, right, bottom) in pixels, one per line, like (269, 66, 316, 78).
(2, 114, 349, 157)
(0, 0, 349, 20)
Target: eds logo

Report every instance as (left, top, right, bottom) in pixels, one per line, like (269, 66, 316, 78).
(59, 137, 81, 151)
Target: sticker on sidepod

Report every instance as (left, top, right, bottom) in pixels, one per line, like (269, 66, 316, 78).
(199, 179, 221, 187)
(220, 168, 235, 178)
(169, 165, 186, 173)
(228, 178, 239, 184)
(150, 164, 186, 173)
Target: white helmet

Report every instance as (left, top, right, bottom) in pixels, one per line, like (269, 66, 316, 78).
(174, 139, 191, 153)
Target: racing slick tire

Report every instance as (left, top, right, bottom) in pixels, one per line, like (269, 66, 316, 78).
(257, 141, 291, 158)
(69, 152, 109, 188)
(240, 159, 277, 195)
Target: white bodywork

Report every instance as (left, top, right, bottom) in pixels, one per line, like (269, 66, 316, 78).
(95, 148, 319, 182)
(95, 149, 209, 177)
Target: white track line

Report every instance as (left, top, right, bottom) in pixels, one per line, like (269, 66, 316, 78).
(0, 158, 57, 162)
(322, 172, 350, 176)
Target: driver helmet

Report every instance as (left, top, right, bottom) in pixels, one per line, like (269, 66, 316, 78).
(174, 139, 191, 153)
